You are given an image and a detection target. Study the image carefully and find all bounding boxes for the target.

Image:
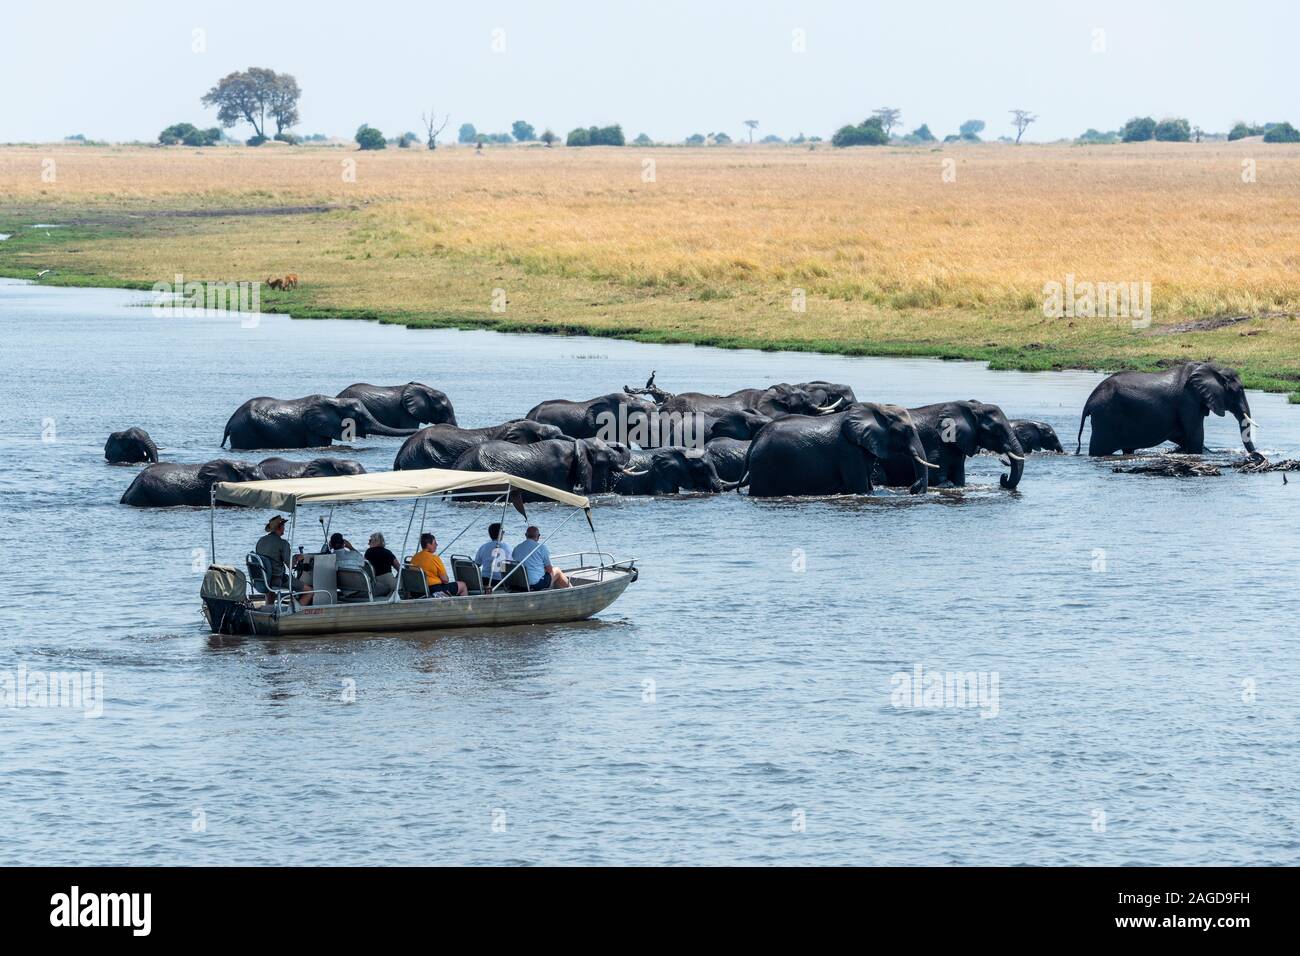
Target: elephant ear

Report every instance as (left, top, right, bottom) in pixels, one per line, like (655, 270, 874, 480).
(1189, 365, 1227, 416)
(571, 440, 593, 491)
(841, 406, 888, 459)
(401, 383, 425, 420)
(304, 403, 338, 439)
(945, 404, 979, 456)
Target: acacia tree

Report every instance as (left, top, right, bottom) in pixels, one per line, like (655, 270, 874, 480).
(873, 107, 902, 137)
(422, 109, 450, 149)
(201, 67, 301, 141)
(744, 119, 759, 142)
(1010, 109, 1037, 144)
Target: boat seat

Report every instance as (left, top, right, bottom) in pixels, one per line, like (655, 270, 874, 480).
(246, 552, 290, 606)
(498, 560, 532, 592)
(450, 555, 483, 595)
(399, 565, 430, 599)
(337, 564, 374, 603)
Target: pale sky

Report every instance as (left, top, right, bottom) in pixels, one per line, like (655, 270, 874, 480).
(1, 0, 1293, 143)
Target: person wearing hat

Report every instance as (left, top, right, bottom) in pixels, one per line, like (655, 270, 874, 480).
(255, 515, 314, 605)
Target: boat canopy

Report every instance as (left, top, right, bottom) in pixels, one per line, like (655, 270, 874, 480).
(212, 467, 591, 512)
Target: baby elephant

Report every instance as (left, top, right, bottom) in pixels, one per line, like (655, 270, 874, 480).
(105, 427, 159, 463)
(1010, 420, 1065, 453)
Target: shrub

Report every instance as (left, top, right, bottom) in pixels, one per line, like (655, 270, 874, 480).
(959, 119, 985, 141)
(511, 121, 536, 142)
(1120, 116, 1156, 142)
(160, 122, 220, 146)
(712, 132, 732, 144)
(832, 117, 888, 147)
(1264, 121, 1300, 143)
(457, 123, 477, 144)
(633, 133, 653, 145)
(567, 125, 624, 146)
(1154, 117, 1191, 142)
(760, 134, 784, 143)
(355, 125, 386, 150)
(566, 127, 590, 147)
(910, 124, 936, 142)
(685, 133, 706, 145)
(1227, 122, 1256, 141)
(246, 134, 268, 146)
(274, 131, 300, 145)
(1076, 128, 1118, 144)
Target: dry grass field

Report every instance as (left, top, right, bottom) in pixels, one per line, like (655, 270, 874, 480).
(3, 141, 1300, 395)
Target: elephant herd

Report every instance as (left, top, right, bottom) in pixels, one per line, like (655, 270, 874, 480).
(107, 360, 1259, 506)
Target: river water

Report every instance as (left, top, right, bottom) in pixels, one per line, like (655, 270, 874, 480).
(1, 279, 1297, 865)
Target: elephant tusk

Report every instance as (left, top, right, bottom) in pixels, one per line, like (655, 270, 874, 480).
(620, 467, 649, 476)
(1006, 452, 1025, 461)
(815, 398, 843, 412)
(915, 455, 940, 470)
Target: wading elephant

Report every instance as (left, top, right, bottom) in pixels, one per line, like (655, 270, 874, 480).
(700, 408, 771, 443)
(336, 382, 457, 429)
(453, 437, 635, 497)
(661, 383, 841, 420)
(258, 457, 367, 479)
(525, 393, 660, 441)
(876, 401, 1025, 490)
(1077, 362, 1259, 456)
(1011, 420, 1065, 453)
(612, 447, 724, 495)
(393, 420, 564, 470)
(104, 427, 158, 464)
(120, 460, 264, 507)
(222, 395, 421, 450)
(704, 437, 751, 484)
(796, 381, 858, 407)
(740, 402, 932, 497)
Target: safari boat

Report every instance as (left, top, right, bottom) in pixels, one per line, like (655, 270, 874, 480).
(199, 468, 637, 637)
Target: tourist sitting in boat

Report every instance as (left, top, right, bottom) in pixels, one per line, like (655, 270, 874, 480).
(256, 515, 314, 605)
(474, 523, 514, 590)
(510, 526, 571, 591)
(328, 532, 365, 571)
(364, 532, 399, 597)
(409, 532, 469, 597)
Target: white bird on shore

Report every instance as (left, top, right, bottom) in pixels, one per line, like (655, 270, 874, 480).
(36, 269, 50, 279)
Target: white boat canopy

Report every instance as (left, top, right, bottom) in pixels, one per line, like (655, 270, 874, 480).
(212, 467, 591, 513)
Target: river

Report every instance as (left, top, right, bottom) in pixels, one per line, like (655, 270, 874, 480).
(1, 279, 1297, 865)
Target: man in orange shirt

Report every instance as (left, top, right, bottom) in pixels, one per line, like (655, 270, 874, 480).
(408, 532, 468, 597)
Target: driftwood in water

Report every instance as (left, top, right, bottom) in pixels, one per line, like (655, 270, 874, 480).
(623, 371, 674, 404)
(1230, 455, 1300, 474)
(1112, 456, 1222, 477)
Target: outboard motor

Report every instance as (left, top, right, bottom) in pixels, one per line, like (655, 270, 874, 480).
(200, 565, 254, 635)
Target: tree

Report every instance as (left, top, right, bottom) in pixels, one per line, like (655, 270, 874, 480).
(201, 67, 300, 141)
(712, 131, 732, 144)
(457, 123, 477, 144)
(832, 117, 888, 147)
(910, 124, 935, 142)
(958, 119, 985, 141)
(873, 108, 902, 137)
(633, 132, 653, 145)
(685, 133, 706, 145)
(396, 131, 418, 148)
(510, 120, 536, 142)
(1228, 122, 1263, 141)
(355, 125, 386, 150)
(159, 123, 221, 146)
(1077, 128, 1118, 144)
(568, 125, 624, 146)
(1154, 117, 1191, 142)
(421, 110, 450, 150)
(760, 134, 784, 144)
(566, 127, 590, 147)
(743, 119, 759, 143)
(1009, 109, 1037, 144)
(540, 129, 558, 147)
(1264, 122, 1300, 143)
(1120, 116, 1156, 142)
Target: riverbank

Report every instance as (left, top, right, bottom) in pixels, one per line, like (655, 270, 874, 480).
(3, 143, 1300, 400)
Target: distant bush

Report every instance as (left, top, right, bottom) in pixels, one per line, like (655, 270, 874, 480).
(246, 134, 268, 147)
(1228, 122, 1266, 141)
(355, 125, 386, 150)
(511, 121, 537, 142)
(959, 119, 985, 142)
(1076, 128, 1119, 144)
(1154, 118, 1191, 142)
(1263, 121, 1300, 143)
(274, 131, 300, 145)
(910, 124, 936, 142)
(457, 123, 477, 144)
(567, 125, 624, 146)
(832, 117, 888, 147)
(159, 123, 221, 147)
(685, 133, 706, 145)
(633, 133, 653, 145)
(1120, 116, 1156, 142)
(301, 133, 329, 142)
(64, 134, 86, 142)
(712, 132, 732, 144)
(760, 134, 784, 144)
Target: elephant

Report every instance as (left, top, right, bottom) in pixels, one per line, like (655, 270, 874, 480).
(1011, 420, 1065, 453)
(661, 383, 842, 420)
(796, 381, 858, 406)
(120, 459, 264, 507)
(222, 395, 421, 450)
(700, 408, 772, 442)
(525, 392, 660, 442)
(612, 447, 725, 495)
(336, 382, 457, 429)
(104, 427, 158, 464)
(876, 401, 1026, 490)
(704, 437, 751, 484)
(740, 402, 933, 497)
(452, 437, 636, 497)
(1076, 362, 1258, 456)
(258, 457, 367, 479)
(393, 420, 565, 470)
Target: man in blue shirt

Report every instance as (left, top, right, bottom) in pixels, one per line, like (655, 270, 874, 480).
(474, 522, 513, 589)
(510, 526, 570, 590)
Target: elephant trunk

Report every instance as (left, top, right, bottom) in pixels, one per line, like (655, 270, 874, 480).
(358, 409, 421, 438)
(907, 437, 931, 495)
(999, 434, 1026, 490)
(140, 433, 159, 463)
(1237, 410, 1259, 454)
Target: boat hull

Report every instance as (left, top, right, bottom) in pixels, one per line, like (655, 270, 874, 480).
(228, 569, 633, 638)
